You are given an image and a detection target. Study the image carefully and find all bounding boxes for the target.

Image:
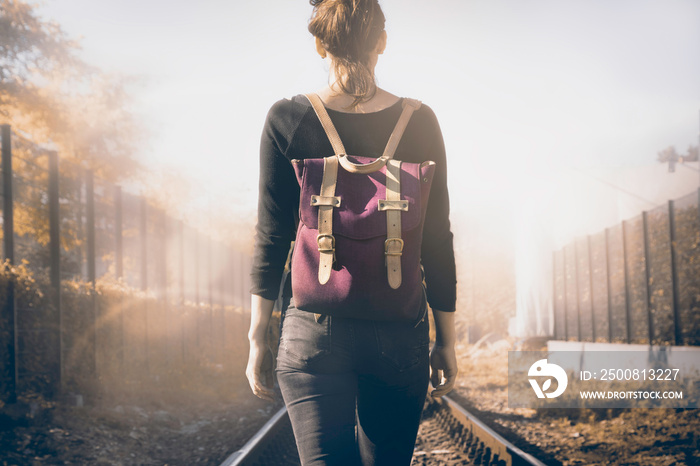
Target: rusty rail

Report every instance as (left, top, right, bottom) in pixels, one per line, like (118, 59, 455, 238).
(222, 395, 547, 466)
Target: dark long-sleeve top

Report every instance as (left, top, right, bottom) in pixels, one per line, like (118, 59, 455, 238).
(250, 94, 457, 312)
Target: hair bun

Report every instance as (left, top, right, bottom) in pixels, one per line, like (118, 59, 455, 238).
(308, 0, 385, 108)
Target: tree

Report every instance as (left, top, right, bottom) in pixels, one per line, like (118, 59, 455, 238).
(682, 145, 698, 162)
(656, 145, 678, 164)
(1, 0, 146, 273)
(0, 0, 142, 180)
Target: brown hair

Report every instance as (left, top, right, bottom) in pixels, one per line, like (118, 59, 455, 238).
(308, 0, 386, 108)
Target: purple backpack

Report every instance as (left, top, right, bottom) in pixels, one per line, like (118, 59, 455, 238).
(290, 93, 435, 321)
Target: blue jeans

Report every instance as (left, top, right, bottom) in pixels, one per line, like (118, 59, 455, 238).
(275, 300, 430, 466)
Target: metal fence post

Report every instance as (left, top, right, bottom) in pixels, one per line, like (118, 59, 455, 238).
(114, 186, 124, 372)
(114, 187, 123, 280)
(552, 252, 557, 339)
(562, 245, 569, 340)
(1, 124, 17, 404)
(140, 197, 149, 374)
(604, 228, 614, 343)
(245, 252, 251, 308)
(158, 210, 168, 369)
(227, 248, 236, 365)
(1, 125, 13, 265)
(77, 170, 84, 278)
(642, 211, 654, 344)
(219, 244, 226, 365)
(85, 170, 97, 380)
(668, 200, 682, 346)
(587, 235, 596, 342)
(207, 236, 213, 362)
(621, 220, 632, 343)
(231, 248, 242, 358)
(86, 171, 96, 286)
(140, 198, 148, 292)
(165, 212, 172, 368)
(178, 220, 185, 362)
(234, 249, 243, 308)
(573, 240, 582, 341)
(48, 151, 62, 396)
(160, 210, 168, 299)
(194, 230, 200, 351)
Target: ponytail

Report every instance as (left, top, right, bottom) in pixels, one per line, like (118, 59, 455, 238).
(308, 0, 386, 108)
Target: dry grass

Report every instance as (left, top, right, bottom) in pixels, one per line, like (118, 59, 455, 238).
(452, 340, 699, 466)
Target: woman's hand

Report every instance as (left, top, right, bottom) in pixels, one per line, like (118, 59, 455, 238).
(430, 309, 458, 397)
(246, 295, 277, 401)
(429, 344, 458, 397)
(246, 338, 275, 401)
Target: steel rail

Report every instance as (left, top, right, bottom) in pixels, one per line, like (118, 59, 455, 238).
(219, 406, 297, 466)
(221, 396, 547, 466)
(432, 396, 547, 466)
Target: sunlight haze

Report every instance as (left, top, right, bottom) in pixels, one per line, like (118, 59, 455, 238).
(37, 0, 700, 249)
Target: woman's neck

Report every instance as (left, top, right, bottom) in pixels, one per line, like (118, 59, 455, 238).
(315, 85, 400, 114)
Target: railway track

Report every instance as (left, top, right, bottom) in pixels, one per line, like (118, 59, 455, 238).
(221, 395, 547, 466)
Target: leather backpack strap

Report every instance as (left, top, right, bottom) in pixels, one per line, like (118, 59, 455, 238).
(306, 93, 346, 155)
(305, 94, 341, 286)
(337, 98, 420, 173)
(382, 98, 421, 160)
(306, 94, 421, 173)
(382, 158, 406, 289)
(316, 156, 339, 285)
(378, 99, 420, 289)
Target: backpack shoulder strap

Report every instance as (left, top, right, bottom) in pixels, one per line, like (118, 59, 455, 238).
(306, 94, 421, 174)
(382, 98, 421, 160)
(305, 93, 346, 155)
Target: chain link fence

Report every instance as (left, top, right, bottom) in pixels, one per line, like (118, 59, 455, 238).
(0, 125, 253, 404)
(553, 190, 700, 346)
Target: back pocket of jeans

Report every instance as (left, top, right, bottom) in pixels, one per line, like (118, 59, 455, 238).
(374, 318, 429, 372)
(279, 306, 331, 365)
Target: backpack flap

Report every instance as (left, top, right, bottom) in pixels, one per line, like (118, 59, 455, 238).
(295, 155, 434, 239)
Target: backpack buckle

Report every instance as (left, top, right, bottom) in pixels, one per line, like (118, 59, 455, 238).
(317, 234, 336, 256)
(384, 238, 404, 257)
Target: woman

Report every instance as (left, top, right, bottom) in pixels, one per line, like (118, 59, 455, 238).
(246, 0, 457, 464)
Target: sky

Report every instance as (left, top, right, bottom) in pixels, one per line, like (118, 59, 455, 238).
(36, 0, 700, 245)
